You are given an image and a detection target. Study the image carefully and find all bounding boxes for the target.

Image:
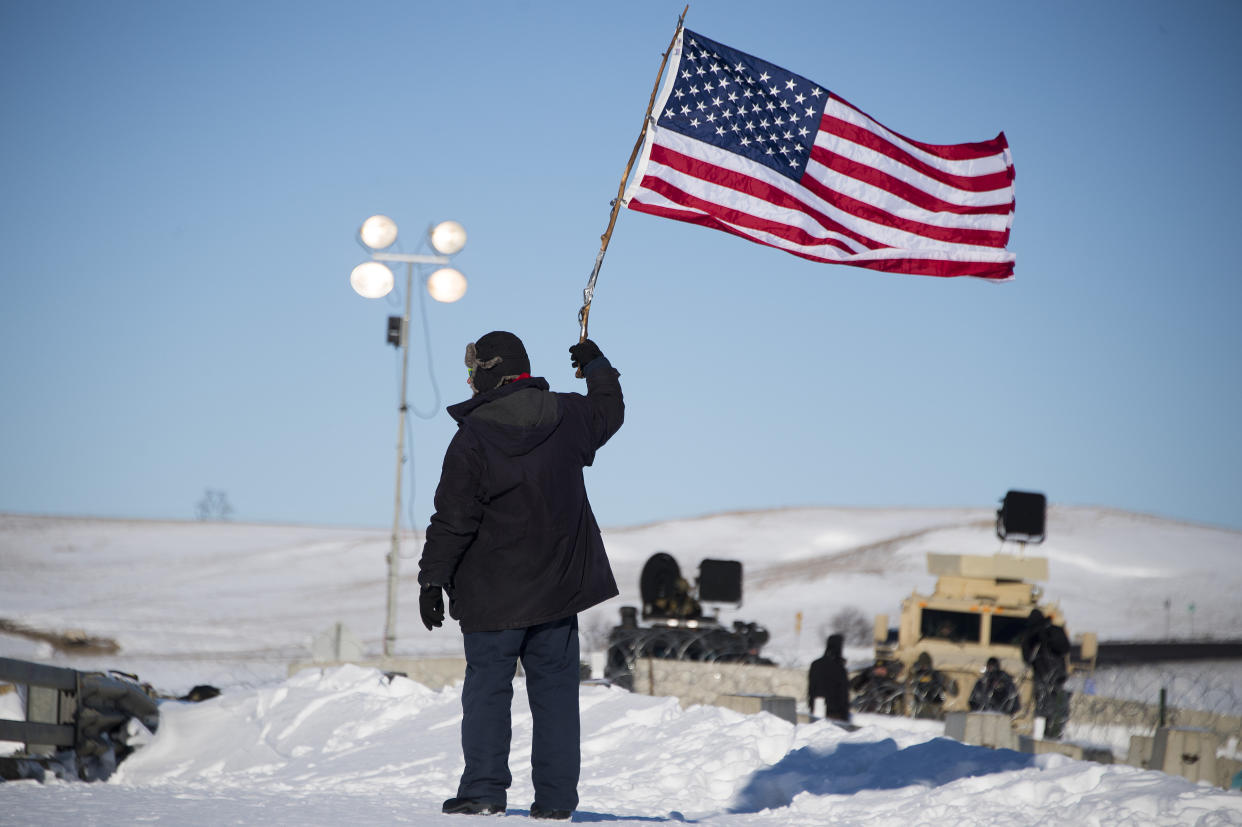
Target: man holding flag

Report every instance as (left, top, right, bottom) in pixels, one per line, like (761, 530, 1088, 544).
(418, 333, 624, 820)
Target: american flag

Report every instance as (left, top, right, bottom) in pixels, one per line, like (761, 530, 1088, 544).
(623, 29, 1016, 280)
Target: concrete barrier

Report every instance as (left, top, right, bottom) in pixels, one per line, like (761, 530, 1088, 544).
(945, 711, 1018, 750)
(1128, 728, 1241, 788)
(716, 694, 797, 725)
(623, 658, 805, 709)
(1151, 727, 1219, 786)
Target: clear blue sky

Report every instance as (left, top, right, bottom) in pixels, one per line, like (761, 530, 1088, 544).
(2, 1, 1240, 532)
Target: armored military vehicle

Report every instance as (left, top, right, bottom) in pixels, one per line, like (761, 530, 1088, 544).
(865, 491, 1097, 725)
(604, 552, 773, 689)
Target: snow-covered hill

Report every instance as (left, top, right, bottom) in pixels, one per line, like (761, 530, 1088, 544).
(3, 506, 1239, 690)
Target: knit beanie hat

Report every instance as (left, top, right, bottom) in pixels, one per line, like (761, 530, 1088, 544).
(465, 331, 530, 394)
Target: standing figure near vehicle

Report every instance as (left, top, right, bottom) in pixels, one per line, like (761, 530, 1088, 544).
(1021, 608, 1071, 739)
(808, 633, 851, 723)
(417, 332, 624, 819)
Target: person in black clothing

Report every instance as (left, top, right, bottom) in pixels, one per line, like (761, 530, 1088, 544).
(1021, 608, 1071, 739)
(418, 332, 624, 820)
(808, 633, 851, 723)
(907, 652, 958, 719)
(850, 660, 905, 714)
(968, 657, 1020, 715)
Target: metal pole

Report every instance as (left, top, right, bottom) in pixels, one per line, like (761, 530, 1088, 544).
(384, 261, 414, 657)
(575, 5, 688, 350)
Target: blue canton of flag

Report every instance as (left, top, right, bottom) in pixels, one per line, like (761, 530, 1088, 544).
(656, 30, 822, 183)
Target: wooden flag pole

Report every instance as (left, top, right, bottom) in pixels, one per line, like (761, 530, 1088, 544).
(577, 6, 688, 364)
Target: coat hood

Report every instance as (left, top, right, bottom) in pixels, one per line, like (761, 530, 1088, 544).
(448, 376, 562, 457)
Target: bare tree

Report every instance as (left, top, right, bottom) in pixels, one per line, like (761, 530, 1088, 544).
(828, 605, 873, 647)
(195, 489, 234, 521)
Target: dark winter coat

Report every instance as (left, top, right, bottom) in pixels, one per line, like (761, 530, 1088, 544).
(808, 636, 851, 722)
(1021, 616, 1070, 684)
(417, 360, 624, 633)
(968, 668, 1019, 714)
(909, 666, 955, 703)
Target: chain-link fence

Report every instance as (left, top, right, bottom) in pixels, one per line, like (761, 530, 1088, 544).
(1063, 661, 1242, 761)
(1069, 661, 1242, 717)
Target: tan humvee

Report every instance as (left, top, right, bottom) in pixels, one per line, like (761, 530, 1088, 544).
(871, 552, 1097, 731)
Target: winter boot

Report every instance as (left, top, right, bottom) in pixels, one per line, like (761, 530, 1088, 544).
(442, 797, 506, 815)
(530, 802, 573, 820)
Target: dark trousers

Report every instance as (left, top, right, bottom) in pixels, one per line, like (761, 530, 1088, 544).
(1034, 673, 1070, 739)
(457, 615, 580, 811)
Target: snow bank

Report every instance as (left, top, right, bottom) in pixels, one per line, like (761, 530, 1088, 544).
(5, 666, 1239, 825)
(2, 510, 1242, 822)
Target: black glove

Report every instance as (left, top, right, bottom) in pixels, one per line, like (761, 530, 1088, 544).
(569, 339, 603, 372)
(419, 585, 444, 631)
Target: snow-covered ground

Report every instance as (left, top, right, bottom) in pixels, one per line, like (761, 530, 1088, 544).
(2, 507, 1241, 823)
(2, 665, 1240, 824)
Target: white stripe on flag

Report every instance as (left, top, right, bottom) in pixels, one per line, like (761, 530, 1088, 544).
(642, 129, 1015, 259)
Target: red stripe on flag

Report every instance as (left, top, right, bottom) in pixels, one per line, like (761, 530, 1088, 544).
(636, 171, 861, 255)
(649, 143, 882, 250)
(820, 112, 1015, 194)
(627, 196, 1014, 279)
(800, 160, 1012, 249)
(832, 95, 1013, 162)
(811, 146, 1014, 218)
(651, 141, 1011, 253)
(839, 254, 1015, 279)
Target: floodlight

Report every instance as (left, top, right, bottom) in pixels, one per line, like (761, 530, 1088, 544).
(359, 215, 399, 250)
(347, 212, 471, 659)
(426, 267, 467, 303)
(429, 220, 467, 255)
(997, 490, 1047, 543)
(699, 559, 743, 604)
(350, 261, 395, 298)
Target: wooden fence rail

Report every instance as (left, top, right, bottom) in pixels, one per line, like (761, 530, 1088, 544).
(0, 656, 79, 757)
(1, 656, 160, 781)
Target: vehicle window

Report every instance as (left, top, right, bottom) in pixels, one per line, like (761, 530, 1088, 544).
(919, 608, 981, 643)
(990, 614, 1028, 646)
